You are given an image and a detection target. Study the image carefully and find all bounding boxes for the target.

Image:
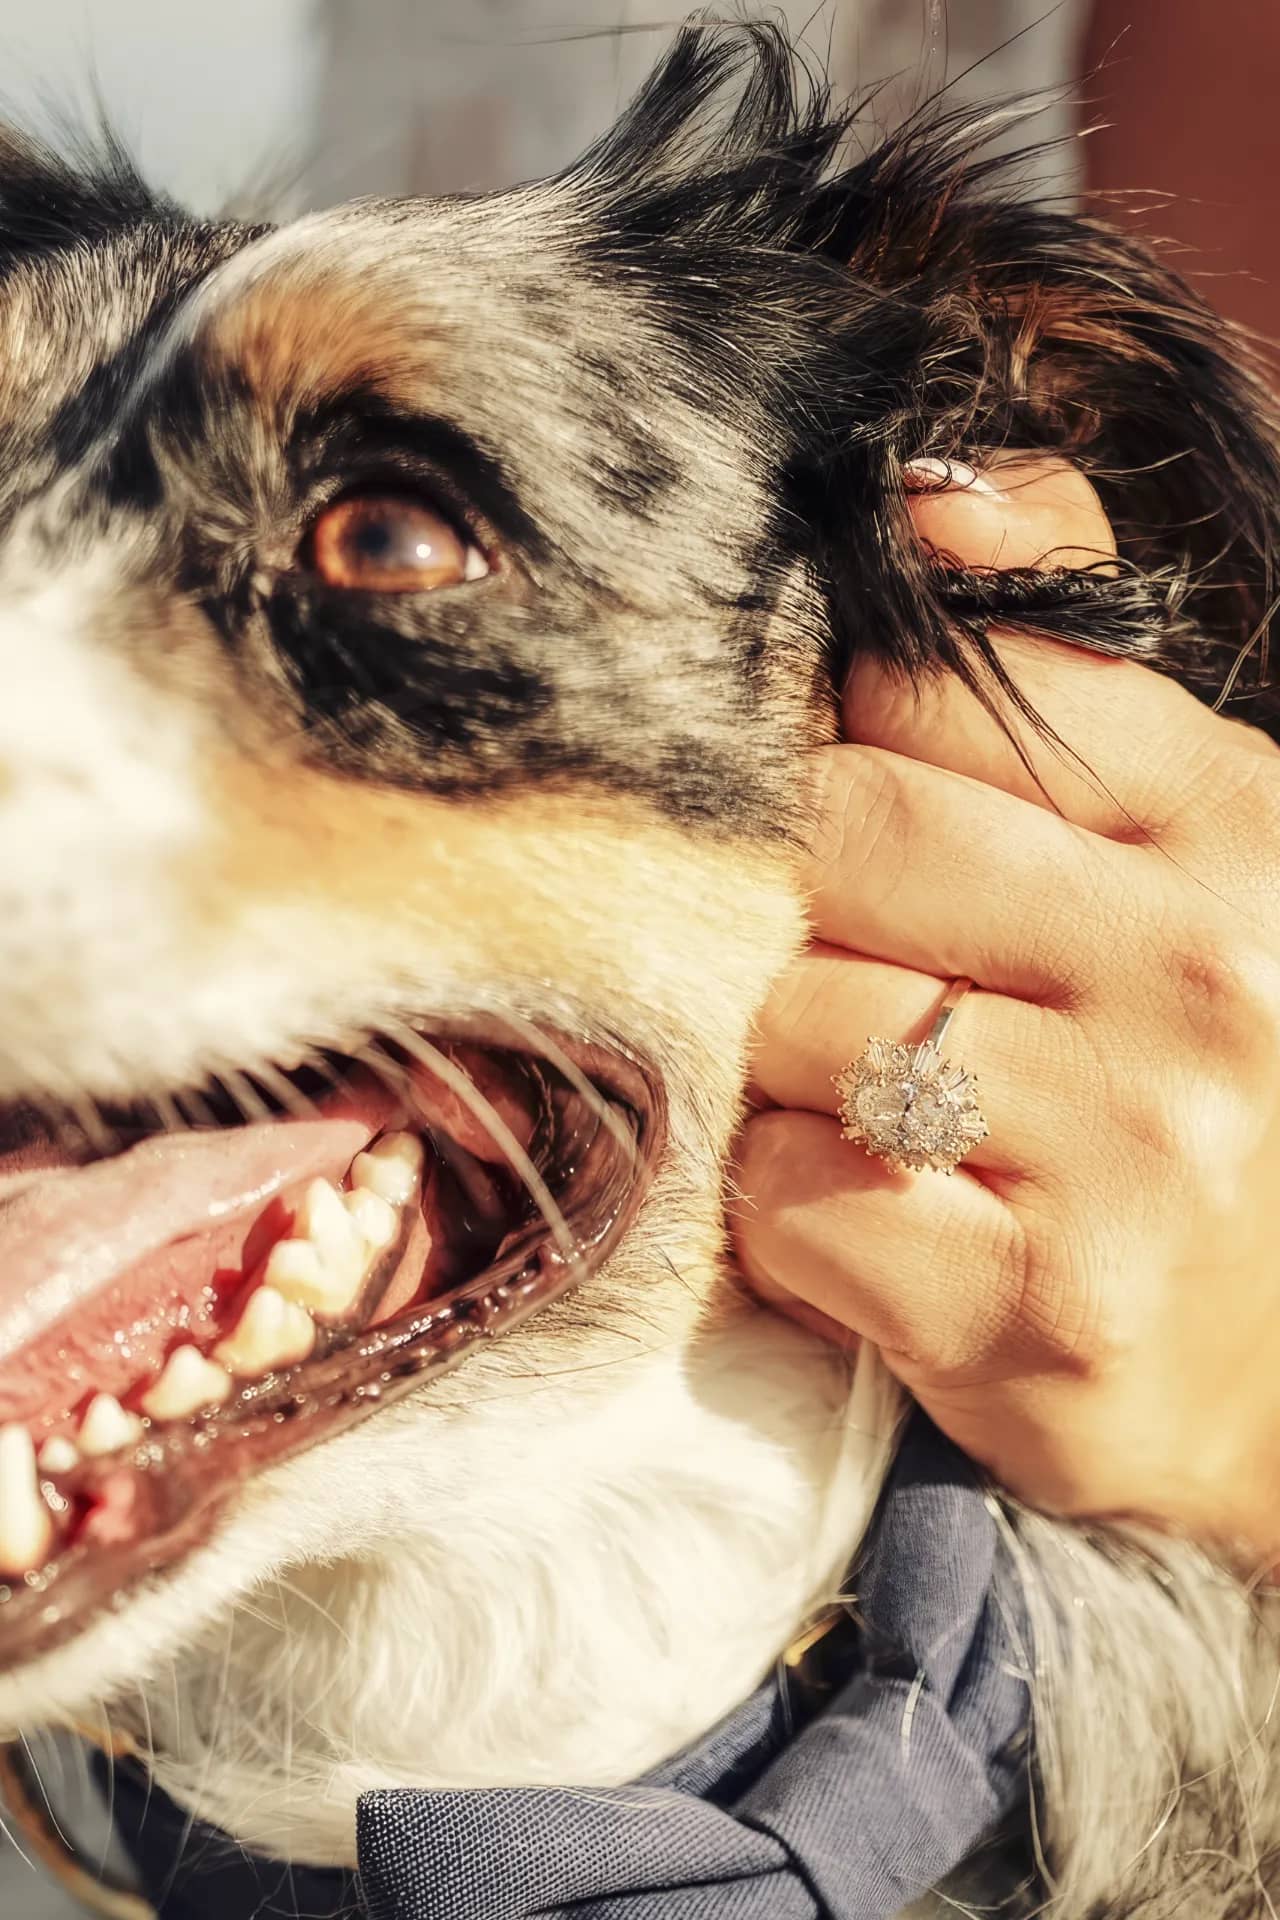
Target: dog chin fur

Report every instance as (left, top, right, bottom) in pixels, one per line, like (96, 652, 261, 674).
(4, 1297, 900, 1866)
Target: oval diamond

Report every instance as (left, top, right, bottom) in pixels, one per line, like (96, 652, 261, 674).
(854, 1083, 908, 1137)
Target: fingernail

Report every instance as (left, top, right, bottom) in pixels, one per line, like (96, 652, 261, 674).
(903, 456, 1001, 496)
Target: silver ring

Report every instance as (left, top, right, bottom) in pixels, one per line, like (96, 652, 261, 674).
(832, 978, 989, 1175)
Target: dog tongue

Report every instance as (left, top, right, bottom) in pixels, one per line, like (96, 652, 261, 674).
(0, 1047, 538, 1429)
(0, 1113, 379, 1372)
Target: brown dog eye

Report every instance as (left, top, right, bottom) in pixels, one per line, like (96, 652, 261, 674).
(308, 494, 489, 592)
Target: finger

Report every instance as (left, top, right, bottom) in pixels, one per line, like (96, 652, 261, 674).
(847, 452, 1261, 838)
(803, 742, 1148, 999)
(844, 633, 1231, 842)
(749, 945, 1078, 1178)
(730, 1107, 1023, 1376)
(904, 452, 1117, 573)
(862, 453, 1144, 832)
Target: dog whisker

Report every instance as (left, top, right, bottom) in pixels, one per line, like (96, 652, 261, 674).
(172, 1088, 219, 1132)
(381, 1022, 581, 1272)
(492, 1010, 640, 1169)
(245, 1062, 327, 1124)
(212, 1071, 273, 1127)
(65, 1096, 119, 1158)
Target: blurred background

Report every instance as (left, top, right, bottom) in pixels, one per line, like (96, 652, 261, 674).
(0, 0, 1276, 1913)
(0, 1, 1268, 336)
(0, 0, 1077, 211)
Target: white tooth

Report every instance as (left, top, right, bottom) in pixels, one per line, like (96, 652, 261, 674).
(296, 1177, 366, 1270)
(214, 1286, 316, 1378)
(140, 1346, 234, 1423)
(0, 1426, 53, 1575)
(77, 1393, 144, 1458)
(351, 1132, 424, 1207)
(263, 1236, 360, 1320)
(38, 1437, 80, 1476)
(343, 1187, 398, 1253)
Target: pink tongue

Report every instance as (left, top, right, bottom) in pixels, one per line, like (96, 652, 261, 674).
(0, 1047, 537, 1433)
(0, 1112, 384, 1429)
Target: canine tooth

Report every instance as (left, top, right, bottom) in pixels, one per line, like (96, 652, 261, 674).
(141, 1346, 234, 1422)
(263, 1236, 360, 1319)
(38, 1437, 80, 1476)
(214, 1287, 315, 1378)
(343, 1187, 398, 1252)
(351, 1132, 424, 1207)
(78, 1393, 144, 1458)
(0, 1426, 52, 1574)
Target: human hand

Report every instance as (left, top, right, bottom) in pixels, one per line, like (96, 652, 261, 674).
(732, 453, 1280, 1566)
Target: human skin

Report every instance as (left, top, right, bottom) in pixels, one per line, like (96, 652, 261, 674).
(732, 454, 1280, 1566)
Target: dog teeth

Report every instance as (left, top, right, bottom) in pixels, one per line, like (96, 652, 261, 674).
(38, 1437, 80, 1476)
(351, 1132, 424, 1207)
(214, 1286, 316, 1378)
(141, 1346, 234, 1422)
(343, 1186, 398, 1252)
(296, 1177, 367, 1271)
(262, 1233, 359, 1320)
(0, 1426, 53, 1575)
(77, 1392, 144, 1458)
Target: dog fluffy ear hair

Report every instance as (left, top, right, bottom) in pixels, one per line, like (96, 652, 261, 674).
(583, 18, 1280, 736)
(809, 95, 1280, 728)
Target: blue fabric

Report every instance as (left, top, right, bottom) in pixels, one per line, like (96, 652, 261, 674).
(106, 1411, 1031, 1920)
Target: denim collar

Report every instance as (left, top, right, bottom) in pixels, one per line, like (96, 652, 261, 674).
(105, 1410, 1032, 1920)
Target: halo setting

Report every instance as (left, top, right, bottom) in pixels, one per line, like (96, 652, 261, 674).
(833, 1037, 989, 1175)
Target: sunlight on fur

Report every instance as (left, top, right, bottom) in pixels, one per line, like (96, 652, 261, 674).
(0, 18, 1279, 1920)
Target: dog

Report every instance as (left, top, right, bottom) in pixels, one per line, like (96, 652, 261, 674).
(1, 19, 1279, 1916)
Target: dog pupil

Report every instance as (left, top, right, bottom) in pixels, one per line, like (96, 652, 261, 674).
(354, 521, 394, 560)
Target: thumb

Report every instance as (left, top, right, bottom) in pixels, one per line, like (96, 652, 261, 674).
(902, 451, 1116, 573)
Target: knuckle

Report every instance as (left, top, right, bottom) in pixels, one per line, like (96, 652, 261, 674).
(1228, 740, 1280, 820)
(1162, 921, 1280, 1070)
(1109, 1073, 1187, 1169)
(1191, 733, 1280, 850)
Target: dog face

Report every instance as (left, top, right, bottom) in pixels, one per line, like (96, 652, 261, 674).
(0, 33, 860, 1798)
(0, 21, 1278, 1862)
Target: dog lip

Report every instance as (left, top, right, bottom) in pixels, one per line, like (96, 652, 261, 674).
(0, 1028, 665, 1673)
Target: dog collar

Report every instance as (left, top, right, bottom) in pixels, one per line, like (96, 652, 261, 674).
(76, 1409, 1033, 1920)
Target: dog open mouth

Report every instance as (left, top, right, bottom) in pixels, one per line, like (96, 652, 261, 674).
(0, 1032, 663, 1668)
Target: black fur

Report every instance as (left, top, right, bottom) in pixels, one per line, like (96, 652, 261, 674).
(0, 20, 1276, 827)
(582, 21, 1280, 735)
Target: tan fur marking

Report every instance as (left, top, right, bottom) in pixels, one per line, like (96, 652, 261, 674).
(205, 265, 427, 410)
(199, 756, 798, 1023)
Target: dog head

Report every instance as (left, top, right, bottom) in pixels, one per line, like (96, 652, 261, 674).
(0, 20, 1276, 1858)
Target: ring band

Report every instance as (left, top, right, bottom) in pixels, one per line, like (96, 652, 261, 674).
(832, 977, 989, 1175)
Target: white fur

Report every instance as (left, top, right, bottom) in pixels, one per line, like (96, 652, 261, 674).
(3, 320, 1280, 1920)
(0, 528, 905, 1869)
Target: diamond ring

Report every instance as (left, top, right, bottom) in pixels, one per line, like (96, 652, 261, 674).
(832, 978, 989, 1175)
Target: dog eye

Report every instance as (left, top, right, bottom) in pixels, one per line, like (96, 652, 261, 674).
(307, 493, 490, 593)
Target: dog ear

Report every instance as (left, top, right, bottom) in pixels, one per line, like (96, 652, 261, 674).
(588, 21, 1280, 737)
(574, 19, 847, 248)
(0, 124, 163, 261)
(801, 100, 1280, 729)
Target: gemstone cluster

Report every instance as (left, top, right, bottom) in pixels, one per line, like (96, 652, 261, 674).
(833, 1037, 989, 1175)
